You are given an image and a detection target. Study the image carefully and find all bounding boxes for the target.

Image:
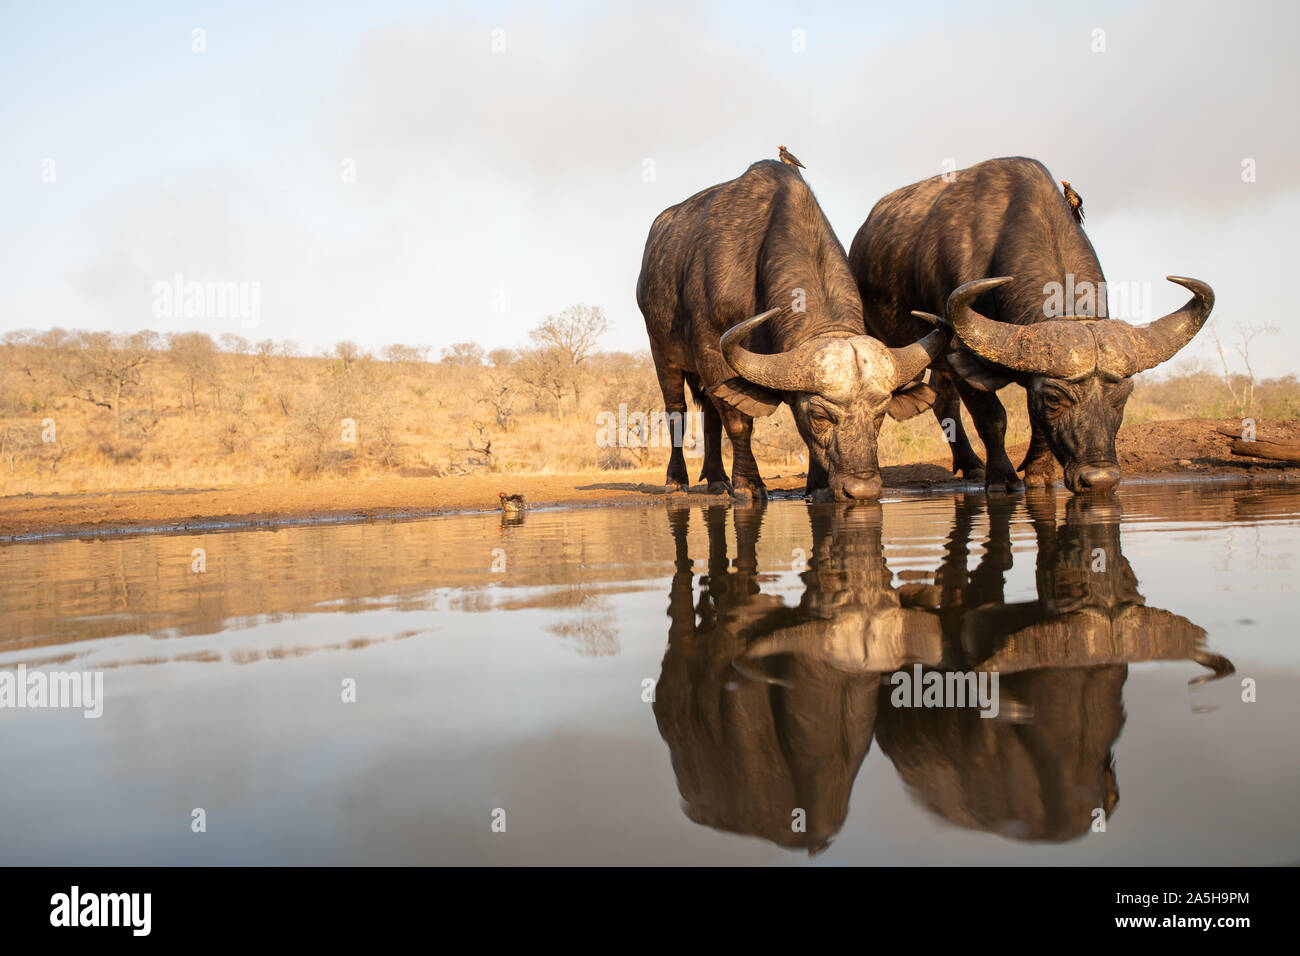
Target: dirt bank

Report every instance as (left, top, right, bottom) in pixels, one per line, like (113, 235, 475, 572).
(2, 418, 1296, 540)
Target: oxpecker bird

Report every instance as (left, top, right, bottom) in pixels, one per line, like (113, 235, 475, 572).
(778, 146, 805, 170)
(1061, 180, 1085, 224)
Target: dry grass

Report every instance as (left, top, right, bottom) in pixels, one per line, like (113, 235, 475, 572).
(1, 333, 1296, 496)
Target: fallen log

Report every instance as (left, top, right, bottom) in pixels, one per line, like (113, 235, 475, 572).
(1228, 439, 1300, 463)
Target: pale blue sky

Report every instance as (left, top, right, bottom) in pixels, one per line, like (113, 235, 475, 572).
(2, 0, 1296, 374)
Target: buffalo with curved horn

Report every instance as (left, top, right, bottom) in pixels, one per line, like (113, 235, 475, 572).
(848, 157, 1213, 494)
(638, 160, 947, 500)
(879, 494, 1232, 842)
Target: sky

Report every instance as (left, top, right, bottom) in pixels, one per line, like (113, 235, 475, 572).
(1, 0, 1297, 375)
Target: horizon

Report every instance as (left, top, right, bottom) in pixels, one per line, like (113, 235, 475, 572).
(2, 0, 1297, 375)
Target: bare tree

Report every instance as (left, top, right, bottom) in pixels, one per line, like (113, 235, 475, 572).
(333, 340, 363, 372)
(1, 329, 35, 347)
(36, 328, 72, 351)
(516, 346, 572, 421)
(441, 342, 486, 367)
(167, 332, 218, 414)
(220, 333, 251, 355)
(124, 408, 163, 443)
(528, 304, 608, 403)
(446, 420, 495, 474)
(1210, 321, 1277, 417)
(383, 343, 431, 364)
(63, 331, 155, 434)
(599, 364, 659, 467)
(476, 367, 520, 431)
(463, 422, 493, 464)
(0, 422, 35, 472)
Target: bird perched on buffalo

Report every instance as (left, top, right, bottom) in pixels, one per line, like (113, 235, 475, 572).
(497, 492, 527, 513)
(778, 146, 805, 170)
(1061, 180, 1084, 224)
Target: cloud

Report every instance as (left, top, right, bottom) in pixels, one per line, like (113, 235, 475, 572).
(6, 0, 1297, 374)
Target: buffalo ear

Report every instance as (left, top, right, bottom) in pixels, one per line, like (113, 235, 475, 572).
(887, 381, 936, 421)
(947, 348, 1014, 393)
(708, 378, 782, 417)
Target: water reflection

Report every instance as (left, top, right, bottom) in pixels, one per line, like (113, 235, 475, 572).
(654, 494, 1234, 851)
(654, 504, 885, 853)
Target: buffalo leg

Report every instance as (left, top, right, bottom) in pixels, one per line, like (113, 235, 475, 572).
(699, 396, 731, 493)
(1019, 419, 1057, 487)
(717, 403, 766, 499)
(934, 371, 985, 481)
(655, 363, 690, 493)
(953, 378, 1023, 493)
(970, 495, 1016, 603)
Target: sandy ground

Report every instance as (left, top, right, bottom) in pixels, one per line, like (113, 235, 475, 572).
(2, 418, 1297, 540)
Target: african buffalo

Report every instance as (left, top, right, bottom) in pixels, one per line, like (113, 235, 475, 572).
(878, 494, 1232, 841)
(848, 157, 1214, 494)
(653, 494, 1233, 849)
(638, 160, 946, 500)
(653, 501, 920, 852)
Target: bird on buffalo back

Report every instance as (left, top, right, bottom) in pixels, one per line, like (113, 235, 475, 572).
(778, 146, 805, 170)
(1061, 180, 1084, 224)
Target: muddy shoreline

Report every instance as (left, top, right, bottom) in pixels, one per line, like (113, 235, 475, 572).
(2, 418, 1297, 541)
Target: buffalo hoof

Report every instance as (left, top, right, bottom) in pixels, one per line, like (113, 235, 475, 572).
(731, 479, 767, 501)
(665, 481, 688, 495)
(959, 466, 986, 483)
(706, 480, 732, 495)
(986, 474, 1025, 494)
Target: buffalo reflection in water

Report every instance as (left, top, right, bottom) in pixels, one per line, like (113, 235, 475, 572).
(653, 494, 1233, 853)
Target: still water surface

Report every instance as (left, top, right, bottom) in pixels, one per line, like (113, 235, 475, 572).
(1, 481, 1298, 864)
